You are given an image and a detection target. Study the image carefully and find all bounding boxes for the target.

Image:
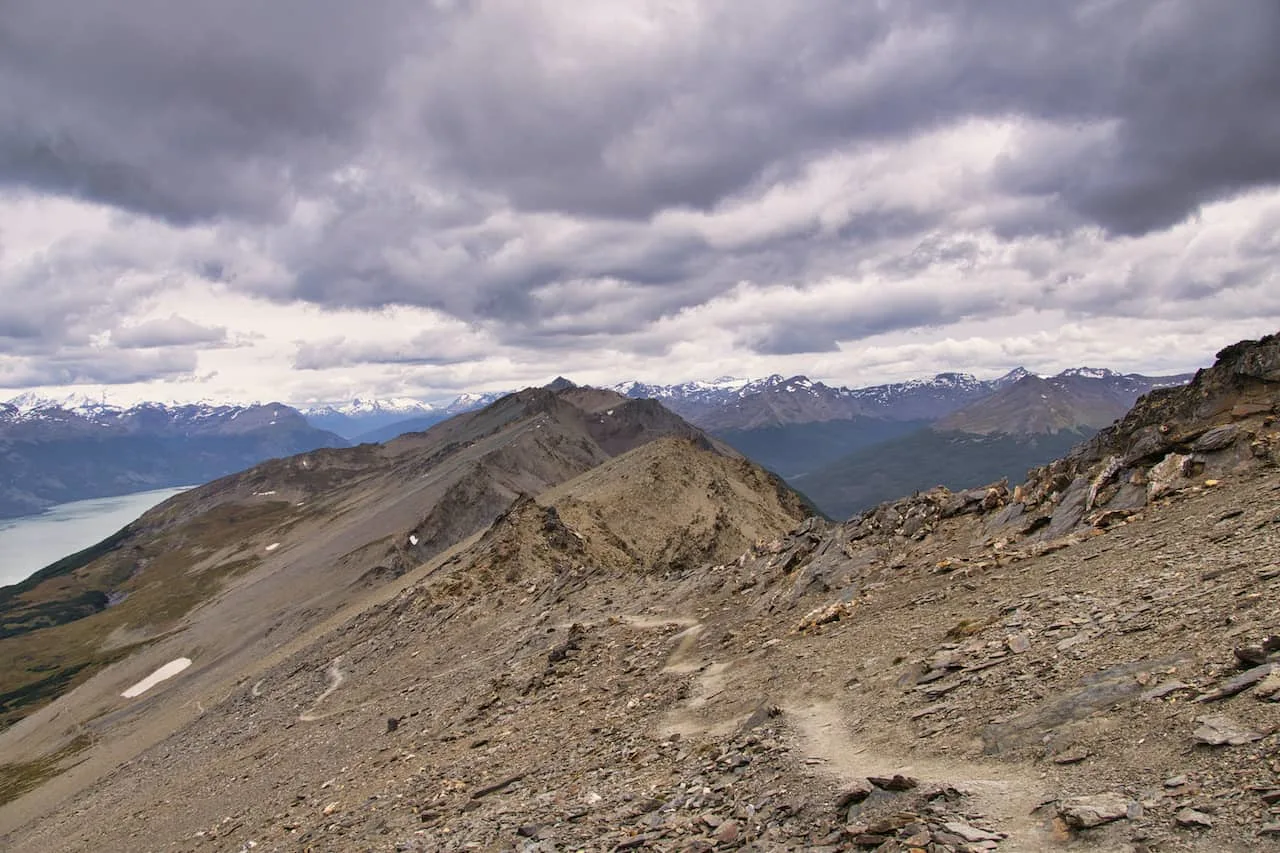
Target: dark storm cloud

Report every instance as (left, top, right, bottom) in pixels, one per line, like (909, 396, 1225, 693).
(407, 1, 1280, 230)
(6, 1, 1276, 231)
(992, 2, 1280, 234)
(5, 0, 1280, 369)
(0, 0, 420, 222)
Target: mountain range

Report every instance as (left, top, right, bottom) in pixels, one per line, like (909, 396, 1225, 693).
(0, 398, 345, 519)
(299, 392, 507, 441)
(791, 368, 1192, 518)
(609, 367, 1191, 518)
(1, 366, 1192, 522)
(0, 334, 1277, 850)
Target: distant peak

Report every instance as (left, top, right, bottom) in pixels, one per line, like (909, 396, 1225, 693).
(545, 376, 577, 392)
(1058, 367, 1120, 380)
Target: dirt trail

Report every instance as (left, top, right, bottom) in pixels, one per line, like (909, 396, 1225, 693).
(298, 657, 345, 722)
(784, 700, 1106, 853)
(642, 615, 1088, 851)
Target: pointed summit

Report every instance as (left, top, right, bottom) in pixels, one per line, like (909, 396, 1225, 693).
(545, 376, 577, 392)
(994, 366, 1033, 387)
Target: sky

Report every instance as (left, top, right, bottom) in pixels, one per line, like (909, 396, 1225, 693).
(2, 1, 1279, 406)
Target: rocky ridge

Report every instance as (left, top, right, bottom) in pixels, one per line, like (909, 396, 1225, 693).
(0, 336, 1278, 851)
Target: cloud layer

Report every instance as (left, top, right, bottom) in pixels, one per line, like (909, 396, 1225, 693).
(2, 1, 1279, 402)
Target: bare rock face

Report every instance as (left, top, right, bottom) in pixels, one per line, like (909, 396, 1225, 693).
(1005, 334, 1280, 538)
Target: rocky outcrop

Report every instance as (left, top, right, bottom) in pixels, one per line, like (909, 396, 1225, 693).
(836, 335, 1279, 552)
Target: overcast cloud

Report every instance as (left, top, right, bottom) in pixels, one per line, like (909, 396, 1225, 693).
(1, 0, 1278, 404)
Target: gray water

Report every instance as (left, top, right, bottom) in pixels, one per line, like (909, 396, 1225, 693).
(0, 487, 192, 588)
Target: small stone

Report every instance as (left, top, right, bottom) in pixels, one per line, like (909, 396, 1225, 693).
(1196, 663, 1275, 702)
(1234, 645, 1269, 667)
(1142, 680, 1192, 701)
(713, 820, 740, 845)
(1175, 808, 1213, 829)
(850, 834, 891, 847)
(1254, 671, 1280, 699)
(1163, 775, 1188, 788)
(943, 821, 1004, 842)
(1006, 633, 1031, 654)
(902, 830, 931, 847)
(1056, 633, 1090, 652)
(1261, 822, 1280, 836)
(834, 780, 874, 810)
(1193, 714, 1264, 746)
(1052, 747, 1090, 765)
(867, 774, 917, 791)
(322, 801, 340, 816)
(1057, 793, 1130, 829)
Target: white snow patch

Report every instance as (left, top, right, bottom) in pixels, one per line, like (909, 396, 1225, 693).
(265, 542, 281, 552)
(253, 490, 277, 496)
(606, 409, 614, 416)
(122, 657, 192, 698)
(409, 534, 419, 546)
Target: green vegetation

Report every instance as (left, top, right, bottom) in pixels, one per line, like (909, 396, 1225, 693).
(0, 500, 293, 730)
(794, 428, 1092, 520)
(0, 733, 93, 807)
(714, 418, 929, 479)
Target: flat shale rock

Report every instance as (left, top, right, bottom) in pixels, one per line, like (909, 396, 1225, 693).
(1057, 793, 1131, 829)
(1192, 714, 1264, 746)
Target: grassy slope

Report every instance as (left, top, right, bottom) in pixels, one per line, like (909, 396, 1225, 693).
(713, 418, 930, 479)
(0, 501, 299, 730)
(793, 427, 1091, 521)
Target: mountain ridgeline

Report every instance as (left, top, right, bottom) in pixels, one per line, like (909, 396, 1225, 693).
(0, 385, 798, 734)
(614, 367, 1191, 518)
(0, 401, 346, 519)
(0, 335, 1277, 851)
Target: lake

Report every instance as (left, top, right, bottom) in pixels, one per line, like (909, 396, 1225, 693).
(0, 487, 192, 588)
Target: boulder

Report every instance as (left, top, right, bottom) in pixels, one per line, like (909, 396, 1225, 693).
(1057, 793, 1130, 829)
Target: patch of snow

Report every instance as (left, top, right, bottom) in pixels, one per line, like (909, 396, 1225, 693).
(122, 657, 192, 698)
(409, 534, 419, 546)
(252, 490, 277, 496)
(265, 542, 281, 552)
(605, 409, 614, 416)
(1061, 367, 1116, 380)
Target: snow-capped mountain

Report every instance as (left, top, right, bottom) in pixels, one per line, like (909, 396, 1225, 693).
(610, 366, 1192, 431)
(610, 376, 748, 406)
(301, 398, 439, 439)
(442, 391, 508, 414)
(304, 398, 438, 418)
(300, 392, 509, 439)
(0, 397, 346, 519)
(614, 370, 1014, 429)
